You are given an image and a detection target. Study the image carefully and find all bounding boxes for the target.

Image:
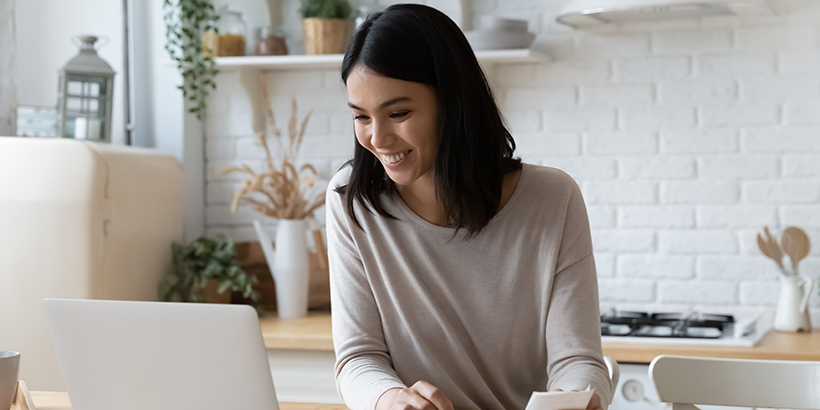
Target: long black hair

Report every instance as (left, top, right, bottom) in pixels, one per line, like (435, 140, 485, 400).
(336, 3, 521, 238)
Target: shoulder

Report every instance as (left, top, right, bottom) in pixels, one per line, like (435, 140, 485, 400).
(325, 166, 353, 225)
(326, 166, 352, 205)
(329, 165, 353, 194)
(520, 163, 583, 203)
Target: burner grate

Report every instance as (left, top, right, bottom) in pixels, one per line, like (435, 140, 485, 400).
(600, 310, 735, 339)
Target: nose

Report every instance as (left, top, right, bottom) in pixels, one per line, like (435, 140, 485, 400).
(370, 118, 397, 149)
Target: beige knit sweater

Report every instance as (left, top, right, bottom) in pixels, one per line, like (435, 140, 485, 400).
(326, 163, 611, 410)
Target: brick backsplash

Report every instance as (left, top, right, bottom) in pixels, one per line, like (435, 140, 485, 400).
(203, 0, 820, 326)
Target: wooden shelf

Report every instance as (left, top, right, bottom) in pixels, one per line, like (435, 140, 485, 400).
(215, 48, 549, 70)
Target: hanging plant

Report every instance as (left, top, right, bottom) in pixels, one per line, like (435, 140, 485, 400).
(164, 0, 220, 120)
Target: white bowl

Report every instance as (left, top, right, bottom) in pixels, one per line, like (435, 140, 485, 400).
(465, 29, 536, 51)
(479, 15, 529, 32)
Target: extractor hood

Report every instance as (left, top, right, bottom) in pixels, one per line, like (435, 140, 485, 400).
(556, 0, 773, 28)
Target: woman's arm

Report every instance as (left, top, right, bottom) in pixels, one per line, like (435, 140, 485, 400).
(326, 186, 407, 410)
(544, 178, 612, 410)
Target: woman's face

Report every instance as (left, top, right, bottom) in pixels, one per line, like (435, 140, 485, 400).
(346, 66, 439, 189)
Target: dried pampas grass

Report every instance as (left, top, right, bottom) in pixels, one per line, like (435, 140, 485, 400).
(221, 76, 325, 220)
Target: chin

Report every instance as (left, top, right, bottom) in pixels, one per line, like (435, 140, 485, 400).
(383, 170, 416, 187)
(385, 174, 412, 187)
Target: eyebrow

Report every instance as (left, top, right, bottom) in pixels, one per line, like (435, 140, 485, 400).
(347, 96, 411, 111)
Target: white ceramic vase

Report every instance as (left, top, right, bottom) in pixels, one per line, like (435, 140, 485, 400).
(253, 219, 310, 319)
(773, 275, 813, 333)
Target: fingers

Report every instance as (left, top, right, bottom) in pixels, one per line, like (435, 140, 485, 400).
(412, 381, 455, 410)
(392, 381, 455, 410)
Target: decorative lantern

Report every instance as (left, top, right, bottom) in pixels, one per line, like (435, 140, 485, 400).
(57, 35, 115, 143)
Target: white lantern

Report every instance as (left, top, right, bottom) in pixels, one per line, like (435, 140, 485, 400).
(57, 35, 115, 143)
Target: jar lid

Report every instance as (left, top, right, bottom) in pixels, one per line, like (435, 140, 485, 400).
(217, 5, 242, 17)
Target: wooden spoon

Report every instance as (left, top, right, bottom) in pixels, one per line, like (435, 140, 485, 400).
(757, 233, 781, 271)
(781, 227, 811, 273)
(758, 227, 786, 273)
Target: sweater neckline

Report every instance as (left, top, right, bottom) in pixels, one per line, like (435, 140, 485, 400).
(391, 163, 530, 237)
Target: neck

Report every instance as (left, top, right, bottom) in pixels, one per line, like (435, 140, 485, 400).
(395, 173, 450, 227)
(394, 166, 523, 228)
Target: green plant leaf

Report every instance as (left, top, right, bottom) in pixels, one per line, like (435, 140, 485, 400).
(164, 0, 219, 121)
(299, 0, 351, 19)
(203, 259, 224, 277)
(217, 280, 232, 294)
(160, 232, 265, 314)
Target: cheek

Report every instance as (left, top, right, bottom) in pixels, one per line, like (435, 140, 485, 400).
(406, 117, 438, 152)
(354, 123, 369, 148)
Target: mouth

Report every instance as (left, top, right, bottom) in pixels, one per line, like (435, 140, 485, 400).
(381, 150, 412, 166)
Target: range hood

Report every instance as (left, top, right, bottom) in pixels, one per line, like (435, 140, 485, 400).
(556, 0, 773, 28)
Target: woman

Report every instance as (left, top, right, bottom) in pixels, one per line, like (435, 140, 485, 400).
(325, 4, 611, 410)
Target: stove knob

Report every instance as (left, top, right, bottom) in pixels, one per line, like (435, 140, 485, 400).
(622, 379, 646, 402)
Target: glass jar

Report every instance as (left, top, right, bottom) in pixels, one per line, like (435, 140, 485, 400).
(254, 26, 288, 56)
(202, 7, 247, 57)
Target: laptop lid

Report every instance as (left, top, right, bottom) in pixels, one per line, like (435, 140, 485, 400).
(44, 298, 280, 410)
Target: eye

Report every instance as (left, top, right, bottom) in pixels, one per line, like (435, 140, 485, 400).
(353, 114, 370, 121)
(390, 111, 409, 119)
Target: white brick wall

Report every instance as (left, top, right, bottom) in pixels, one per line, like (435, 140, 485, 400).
(203, 0, 820, 327)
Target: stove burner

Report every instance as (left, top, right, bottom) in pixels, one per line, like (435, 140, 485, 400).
(601, 310, 735, 339)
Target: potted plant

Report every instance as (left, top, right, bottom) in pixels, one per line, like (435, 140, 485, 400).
(158, 234, 265, 315)
(299, 0, 352, 54)
(221, 78, 325, 318)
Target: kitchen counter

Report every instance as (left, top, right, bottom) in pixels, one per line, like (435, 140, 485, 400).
(28, 391, 349, 410)
(260, 311, 334, 351)
(602, 330, 820, 362)
(261, 312, 820, 363)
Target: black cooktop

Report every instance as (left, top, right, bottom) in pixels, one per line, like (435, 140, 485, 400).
(601, 310, 735, 339)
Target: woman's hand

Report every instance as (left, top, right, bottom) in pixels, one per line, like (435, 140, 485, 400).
(584, 392, 604, 410)
(376, 381, 455, 410)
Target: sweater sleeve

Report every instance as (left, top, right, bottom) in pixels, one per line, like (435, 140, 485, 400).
(544, 175, 613, 410)
(326, 181, 407, 410)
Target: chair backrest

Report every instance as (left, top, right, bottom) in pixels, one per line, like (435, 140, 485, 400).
(604, 356, 620, 395)
(650, 355, 820, 410)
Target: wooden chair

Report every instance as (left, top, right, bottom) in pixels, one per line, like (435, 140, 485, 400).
(649, 355, 820, 410)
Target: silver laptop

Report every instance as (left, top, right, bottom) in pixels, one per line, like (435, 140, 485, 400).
(44, 298, 280, 410)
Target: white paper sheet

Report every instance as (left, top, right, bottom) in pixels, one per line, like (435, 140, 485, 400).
(524, 387, 594, 410)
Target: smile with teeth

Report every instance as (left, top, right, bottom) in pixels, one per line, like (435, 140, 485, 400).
(382, 150, 411, 165)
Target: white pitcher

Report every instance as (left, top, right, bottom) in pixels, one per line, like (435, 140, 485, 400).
(773, 275, 813, 333)
(254, 219, 310, 319)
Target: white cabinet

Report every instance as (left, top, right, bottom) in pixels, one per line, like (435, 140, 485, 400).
(267, 349, 342, 404)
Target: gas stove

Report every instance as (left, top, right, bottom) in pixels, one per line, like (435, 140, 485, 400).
(600, 310, 768, 347)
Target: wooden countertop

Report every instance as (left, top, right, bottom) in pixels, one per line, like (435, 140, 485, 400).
(603, 330, 820, 362)
(29, 391, 349, 410)
(261, 312, 820, 363)
(260, 311, 334, 351)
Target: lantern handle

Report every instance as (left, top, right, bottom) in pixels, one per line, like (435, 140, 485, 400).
(71, 34, 111, 51)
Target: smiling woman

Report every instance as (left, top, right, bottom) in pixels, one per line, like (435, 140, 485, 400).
(345, 73, 441, 218)
(326, 4, 612, 410)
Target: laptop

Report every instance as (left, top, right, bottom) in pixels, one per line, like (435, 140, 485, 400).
(44, 298, 280, 410)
